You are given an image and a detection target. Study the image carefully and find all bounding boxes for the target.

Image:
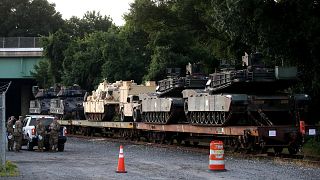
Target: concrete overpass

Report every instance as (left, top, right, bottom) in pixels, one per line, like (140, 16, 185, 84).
(0, 37, 46, 118)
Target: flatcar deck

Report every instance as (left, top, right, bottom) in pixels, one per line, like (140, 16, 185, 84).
(59, 120, 259, 136)
(58, 120, 134, 129)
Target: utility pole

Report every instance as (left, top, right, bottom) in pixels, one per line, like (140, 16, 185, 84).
(0, 82, 11, 167)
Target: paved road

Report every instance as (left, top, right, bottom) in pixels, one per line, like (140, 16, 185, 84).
(3, 137, 320, 180)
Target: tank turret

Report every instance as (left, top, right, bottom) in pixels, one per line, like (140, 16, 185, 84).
(138, 63, 208, 124)
(83, 80, 122, 121)
(206, 52, 297, 93)
(29, 87, 59, 114)
(183, 53, 307, 126)
(50, 84, 86, 119)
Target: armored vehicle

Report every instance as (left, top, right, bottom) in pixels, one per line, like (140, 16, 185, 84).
(119, 81, 156, 122)
(50, 84, 86, 119)
(29, 86, 59, 114)
(182, 53, 308, 126)
(137, 63, 208, 124)
(83, 80, 123, 121)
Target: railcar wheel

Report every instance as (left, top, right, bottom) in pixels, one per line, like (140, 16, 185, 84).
(274, 147, 283, 155)
(288, 146, 299, 155)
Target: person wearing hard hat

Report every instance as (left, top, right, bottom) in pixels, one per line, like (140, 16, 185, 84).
(36, 117, 46, 152)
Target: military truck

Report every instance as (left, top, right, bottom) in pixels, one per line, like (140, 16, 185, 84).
(119, 81, 156, 122)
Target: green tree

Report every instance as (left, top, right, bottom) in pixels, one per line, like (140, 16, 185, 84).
(0, 0, 64, 36)
(62, 31, 109, 90)
(64, 11, 113, 37)
(41, 29, 71, 84)
(30, 60, 52, 88)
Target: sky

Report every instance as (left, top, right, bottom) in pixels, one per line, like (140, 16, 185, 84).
(47, 0, 135, 26)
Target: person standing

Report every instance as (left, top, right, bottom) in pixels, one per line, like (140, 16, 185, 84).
(49, 117, 60, 152)
(14, 116, 23, 152)
(6, 116, 15, 151)
(36, 118, 46, 152)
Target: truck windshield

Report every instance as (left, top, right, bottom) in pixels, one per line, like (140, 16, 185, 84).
(29, 118, 54, 126)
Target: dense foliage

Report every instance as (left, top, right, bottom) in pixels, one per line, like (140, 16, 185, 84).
(0, 0, 64, 36)
(1, 0, 320, 120)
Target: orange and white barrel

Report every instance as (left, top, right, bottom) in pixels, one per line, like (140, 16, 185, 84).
(209, 140, 225, 171)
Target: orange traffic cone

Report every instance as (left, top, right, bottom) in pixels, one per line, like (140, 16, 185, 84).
(116, 145, 127, 173)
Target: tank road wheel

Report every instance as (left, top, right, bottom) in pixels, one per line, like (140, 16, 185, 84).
(164, 112, 170, 124)
(147, 112, 151, 122)
(157, 112, 161, 123)
(155, 112, 159, 123)
(150, 112, 154, 123)
(160, 112, 164, 123)
(208, 112, 214, 125)
(200, 112, 205, 124)
(196, 112, 201, 124)
(220, 112, 226, 124)
(145, 112, 149, 122)
(190, 112, 195, 124)
(204, 112, 209, 124)
(160, 113, 165, 124)
(148, 112, 152, 122)
(133, 109, 141, 122)
(149, 112, 153, 122)
(158, 112, 163, 123)
(215, 112, 220, 125)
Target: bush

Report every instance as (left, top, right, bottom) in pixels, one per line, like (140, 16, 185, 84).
(303, 137, 320, 157)
(0, 161, 19, 177)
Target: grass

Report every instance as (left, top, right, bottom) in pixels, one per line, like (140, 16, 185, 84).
(0, 161, 19, 177)
(303, 137, 320, 157)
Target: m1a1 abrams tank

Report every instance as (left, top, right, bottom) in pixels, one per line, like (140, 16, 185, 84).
(29, 86, 59, 115)
(137, 63, 208, 124)
(83, 80, 123, 121)
(182, 53, 309, 126)
(50, 84, 86, 119)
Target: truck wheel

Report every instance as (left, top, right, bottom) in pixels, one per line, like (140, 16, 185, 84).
(58, 144, 65, 152)
(27, 141, 34, 151)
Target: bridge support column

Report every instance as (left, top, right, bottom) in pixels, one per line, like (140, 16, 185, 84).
(21, 83, 32, 115)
